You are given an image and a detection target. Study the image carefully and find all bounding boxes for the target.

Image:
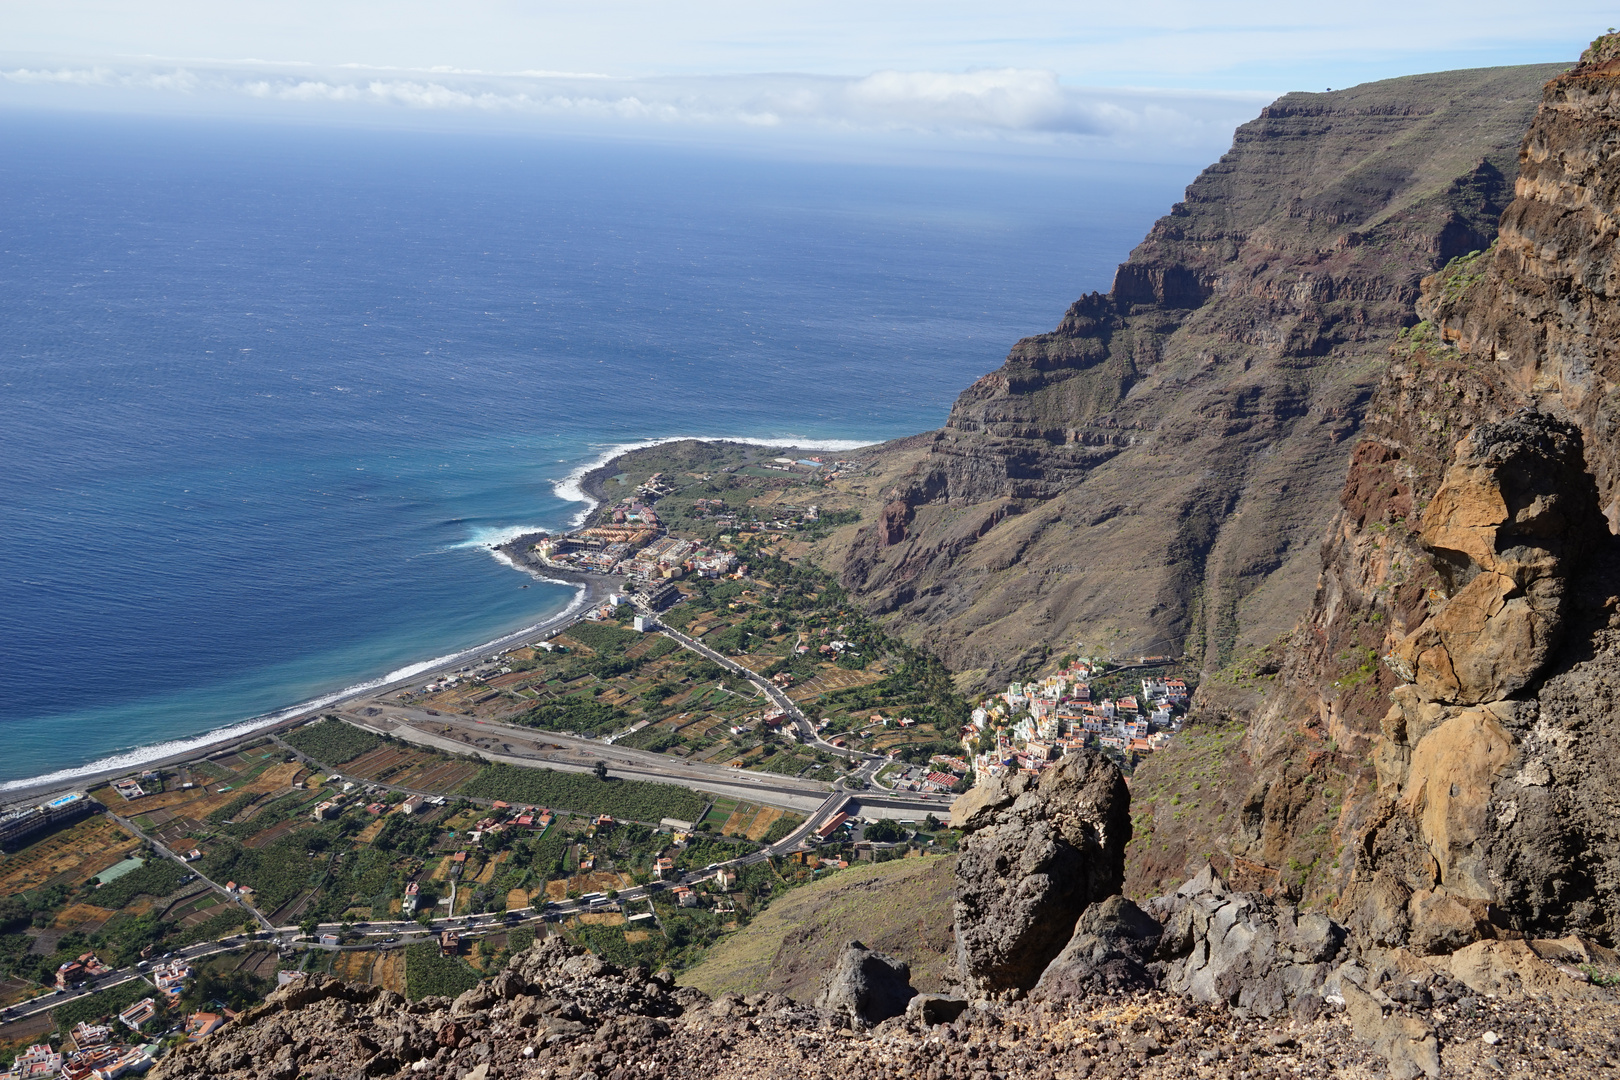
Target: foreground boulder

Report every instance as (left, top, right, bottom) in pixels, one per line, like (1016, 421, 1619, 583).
(812, 940, 916, 1026)
(1031, 894, 1163, 1001)
(951, 750, 1131, 996)
(1151, 866, 1347, 1019)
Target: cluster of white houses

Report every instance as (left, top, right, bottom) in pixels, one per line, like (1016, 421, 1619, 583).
(966, 661, 1190, 781)
(533, 524, 737, 583)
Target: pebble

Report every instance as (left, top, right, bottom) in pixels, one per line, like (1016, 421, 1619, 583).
(1482, 1031, 1501, 1045)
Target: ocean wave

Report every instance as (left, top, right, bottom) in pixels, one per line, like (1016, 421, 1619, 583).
(450, 522, 555, 551)
(0, 584, 591, 798)
(552, 433, 877, 526)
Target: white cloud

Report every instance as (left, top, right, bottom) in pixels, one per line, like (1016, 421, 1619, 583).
(0, 58, 1270, 160)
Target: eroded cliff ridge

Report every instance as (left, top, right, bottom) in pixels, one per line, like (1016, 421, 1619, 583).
(833, 64, 1563, 685)
(1209, 34, 1620, 953)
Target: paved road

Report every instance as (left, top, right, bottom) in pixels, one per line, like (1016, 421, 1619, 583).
(351, 708, 832, 814)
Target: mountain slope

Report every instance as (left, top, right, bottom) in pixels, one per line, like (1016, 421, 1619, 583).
(820, 64, 1565, 687)
(1151, 36, 1620, 951)
(678, 855, 956, 1001)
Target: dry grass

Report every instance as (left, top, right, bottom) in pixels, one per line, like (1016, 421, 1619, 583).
(473, 852, 507, 885)
(578, 912, 626, 927)
(52, 903, 118, 932)
(719, 803, 758, 836)
(331, 950, 374, 984)
(354, 817, 389, 844)
(788, 668, 883, 701)
(680, 855, 957, 1001)
(744, 807, 786, 842)
(373, 950, 407, 994)
(0, 817, 140, 895)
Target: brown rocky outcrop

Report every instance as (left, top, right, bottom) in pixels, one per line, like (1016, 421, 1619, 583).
(950, 750, 1131, 995)
(1210, 37, 1620, 955)
(149, 929, 1620, 1080)
(1387, 414, 1602, 704)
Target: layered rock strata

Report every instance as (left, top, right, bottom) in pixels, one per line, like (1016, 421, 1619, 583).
(1220, 36, 1620, 951)
(834, 64, 1563, 684)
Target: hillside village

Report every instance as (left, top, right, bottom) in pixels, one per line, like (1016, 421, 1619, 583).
(966, 663, 1193, 784)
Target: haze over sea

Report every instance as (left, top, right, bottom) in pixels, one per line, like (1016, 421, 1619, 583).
(0, 111, 1186, 788)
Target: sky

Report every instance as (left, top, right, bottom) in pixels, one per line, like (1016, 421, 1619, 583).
(0, 2, 1609, 163)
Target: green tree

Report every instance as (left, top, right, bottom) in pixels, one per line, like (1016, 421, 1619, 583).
(593, 760, 609, 782)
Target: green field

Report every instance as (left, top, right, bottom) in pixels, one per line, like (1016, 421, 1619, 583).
(283, 718, 383, 765)
(460, 764, 709, 823)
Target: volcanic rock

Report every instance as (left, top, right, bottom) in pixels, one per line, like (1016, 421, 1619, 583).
(1152, 866, 1346, 1018)
(1030, 894, 1163, 1001)
(811, 941, 916, 1027)
(1388, 412, 1602, 705)
(951, 749, 1131, 996)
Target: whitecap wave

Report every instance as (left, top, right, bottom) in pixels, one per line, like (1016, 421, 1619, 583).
(552, 433, 877, 526)
(450, 522, 554, 551)
(0, 584, 592, 797)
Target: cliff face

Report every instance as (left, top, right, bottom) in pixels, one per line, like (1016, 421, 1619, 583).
(835, 65, 1563, 685)
(1218, 37, 1620, 950)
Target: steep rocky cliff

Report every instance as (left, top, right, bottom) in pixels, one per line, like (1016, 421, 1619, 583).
(832, 64, 1563, 686)
(1195, 35, 1620, 952)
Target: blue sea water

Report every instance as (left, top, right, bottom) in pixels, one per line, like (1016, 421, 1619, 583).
(0, 112, 1189, 787)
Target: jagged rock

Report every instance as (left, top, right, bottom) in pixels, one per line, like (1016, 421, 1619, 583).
(1342, 981, 1440, 1080)
(904, 993, 970, 1026)
(1031, 894, 1162, 1001)
(450, 984, 496, 1017)
(1152, 866, 1345, 1018)
(1389, 413, 1603, 705)
(812, 941, 916, 1026)
(951, 750, 1131, 996)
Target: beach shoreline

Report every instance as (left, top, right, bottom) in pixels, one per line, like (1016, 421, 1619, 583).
(0, 435, 866, 809)
(0, 569, 621, 810)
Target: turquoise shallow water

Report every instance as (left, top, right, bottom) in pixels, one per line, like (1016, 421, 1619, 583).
(0, 111, 1189, 787)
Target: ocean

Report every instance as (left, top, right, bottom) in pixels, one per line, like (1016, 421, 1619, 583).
(0, 111, 1189, 788)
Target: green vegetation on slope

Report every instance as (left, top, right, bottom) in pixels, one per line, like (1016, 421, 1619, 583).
(678, 854, 956, 1001)
(87, 859, 189, 910)
(404, 942, 480, 1001)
